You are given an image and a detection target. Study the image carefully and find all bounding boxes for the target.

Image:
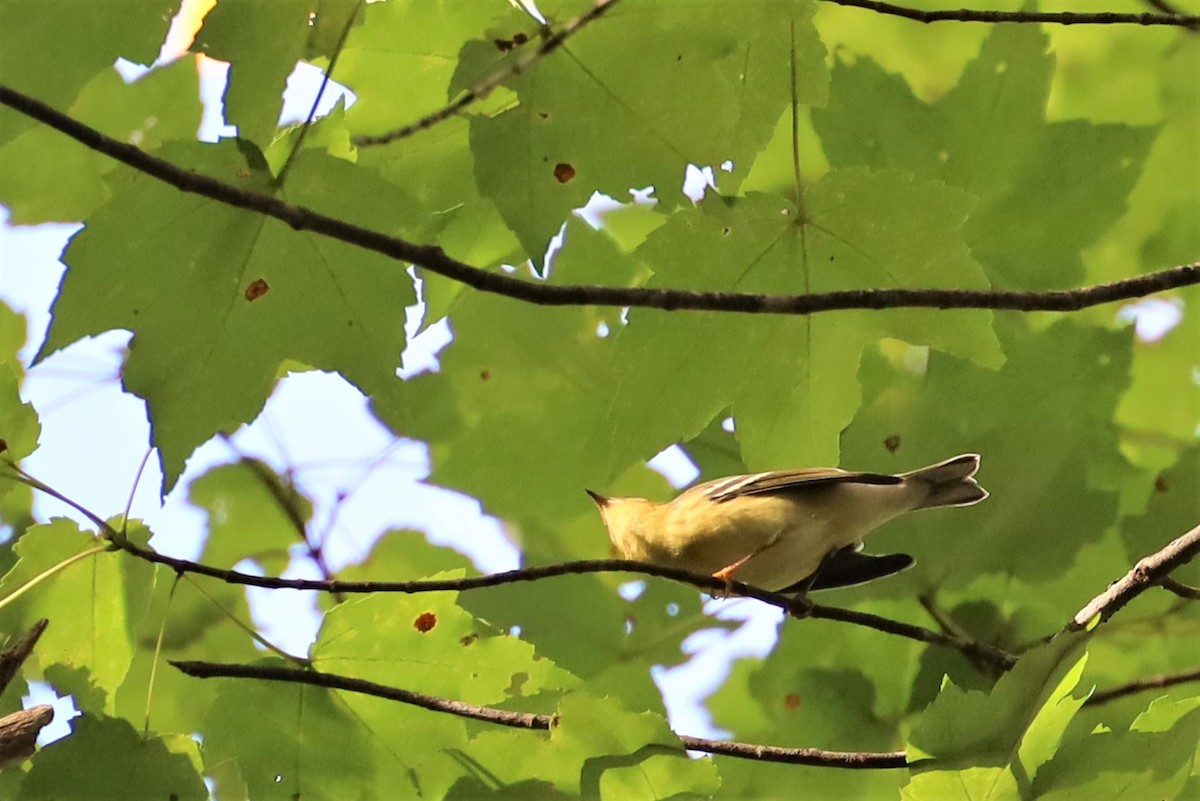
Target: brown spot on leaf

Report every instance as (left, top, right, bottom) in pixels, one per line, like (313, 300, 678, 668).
(413, 612, 437, 632)
(514, 32, 528, 45)
(459, 633, 479, 646)
(1155, 476, 1169, 493)
(480, 370, 491, 381)
(553, 163, 576, 183)
(0, 439, 7, 454)
(884, 434, 901, 453)
(784, 693, 800, 710)
(244, 278, 270, 301)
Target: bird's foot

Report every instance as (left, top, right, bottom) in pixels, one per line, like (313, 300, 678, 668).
(786, 593, 814, 619)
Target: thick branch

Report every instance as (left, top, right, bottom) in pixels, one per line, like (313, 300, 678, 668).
(1085, 666, 1200, 706)
(825, 0, 1200, 26)
(0, 706, 53, 769)
(1, 84, 1198, 319)
(1071, 523, 1200, 629)
(171, 660, 908, 769)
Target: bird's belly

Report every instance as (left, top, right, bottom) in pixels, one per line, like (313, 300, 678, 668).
(666, 494, 858, 591)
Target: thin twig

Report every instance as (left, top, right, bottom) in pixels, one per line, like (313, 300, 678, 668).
(354, 0, 623, 147)
(1085, 666, 1200, 706)
(1071, 522, 1200, 629)
(1, 83, 1198, 319)
(170, 659, 909, 768)
(824, 0, 1200, 27)
(277, 1, 361, 183)
(1160, 576, 1200, 600)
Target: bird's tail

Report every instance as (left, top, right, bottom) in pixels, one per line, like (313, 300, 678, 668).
(904, 454, 988, 510)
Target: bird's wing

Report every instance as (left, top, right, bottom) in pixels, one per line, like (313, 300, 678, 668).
(780, 548, 915, 592)
(698, 468, 903, 503)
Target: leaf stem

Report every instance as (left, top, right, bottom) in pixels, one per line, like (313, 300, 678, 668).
(0, 544, 108, 613)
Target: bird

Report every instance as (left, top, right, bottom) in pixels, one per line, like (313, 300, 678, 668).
(587, 453, 987, 593)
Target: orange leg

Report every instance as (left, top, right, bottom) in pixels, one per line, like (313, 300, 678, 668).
(712, 538, 780, 596)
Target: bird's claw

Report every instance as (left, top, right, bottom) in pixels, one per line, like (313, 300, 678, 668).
(787, 593, 814, 619)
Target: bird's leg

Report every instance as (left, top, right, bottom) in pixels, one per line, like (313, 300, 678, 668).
(711, 537, 782, 597)
(783, 548, 842, 618)
(712, 552, 757, 597)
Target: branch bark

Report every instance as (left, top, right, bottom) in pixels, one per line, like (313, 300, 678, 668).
(1085, 666, 1200, 706)
(1071, 522, 1200, 629)
(825, 0, 1200, 26)
(1, 84, 1198, 320)
(171, 660, 909, 769)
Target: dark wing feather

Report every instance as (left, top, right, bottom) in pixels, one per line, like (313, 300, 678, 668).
(700, 468, 903, 503)
(780, 549, 915, 593)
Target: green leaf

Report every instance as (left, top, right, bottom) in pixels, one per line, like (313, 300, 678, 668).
(313, 584, 578, 704)
(1033, 698, 1200, 800)
(462, 694, 719, 799)
(0, 0, 178, 146)
(0, 520, 152, 713)
(812, 24, 1156, 290)
(201, 658, 375, 801)
(189, 460, 311, 573)
(907, 633, 1089, 767)
(192, 0, 319, 147)
(0, 58, 202, 224)
(473, 0, 827, 253)
(841, 317, 1128, 587)
(115, 568, 262, 740)
(41, 142, 415, 490)
(19, 715, 207, 801)
(609, 173, 998, 471)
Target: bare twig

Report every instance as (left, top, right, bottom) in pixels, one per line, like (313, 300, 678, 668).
(1085, 666, 1200, 706)
(0, 620, 48, 696)
(354, 0, 623, 147)
(1071, 523, 1200, 629)
(824, 0, 1200, 27)
(276, 0, 362, 184)
(1160, 576, 1200, 600)
(1, 84, 1198, 320)
(171, 659, 909, 768)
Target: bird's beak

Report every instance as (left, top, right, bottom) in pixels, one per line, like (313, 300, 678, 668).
(585, 489, 609, 507)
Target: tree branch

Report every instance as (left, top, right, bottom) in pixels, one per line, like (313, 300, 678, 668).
(1160, 576, 1200, 600)
(171, 659, 909, 769)
(824, 0, 1200, 27)
(6, 458, 1018, 670)
(0, 620, 47, 696)
(353, 0, 623, 147)
(1085, 666, 1200, 706)
(1070, 522, 1200, 629)
(1, 83, 1198, 319)
(0, 621, 53, 768)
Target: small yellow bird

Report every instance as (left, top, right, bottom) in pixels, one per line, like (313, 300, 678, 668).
(587, 454, 987, 593)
